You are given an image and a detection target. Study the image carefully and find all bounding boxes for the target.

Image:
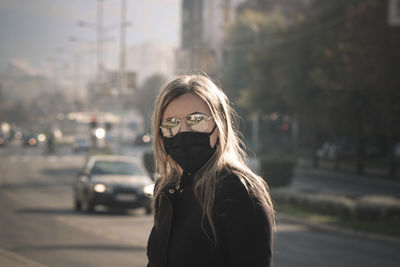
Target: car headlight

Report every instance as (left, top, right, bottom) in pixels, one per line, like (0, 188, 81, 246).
(143, 184, 155, 196)
(94, 184, 107, 193)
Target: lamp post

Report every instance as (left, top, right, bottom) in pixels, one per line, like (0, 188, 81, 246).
(78, 1, 129, 99)
(119, 0, 127, 95)
(249, 22, 261, 154)
(69, 36, 97, 80)
(77, 0, 106, 98)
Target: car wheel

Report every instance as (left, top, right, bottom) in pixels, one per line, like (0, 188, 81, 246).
(111, 208, 128, 215)
(74, 198, 82, 211)
(82, 197, 95, 213)
(145, 204, 153, 215)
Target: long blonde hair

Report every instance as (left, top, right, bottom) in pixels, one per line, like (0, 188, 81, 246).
(152, 74, 275, 242)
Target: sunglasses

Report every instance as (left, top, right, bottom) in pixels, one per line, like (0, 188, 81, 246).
(160, 113, 213, 138)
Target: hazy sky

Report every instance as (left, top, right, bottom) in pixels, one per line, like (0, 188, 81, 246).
(0, 0, 181, 74)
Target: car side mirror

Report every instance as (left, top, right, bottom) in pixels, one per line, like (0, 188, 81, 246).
(78, 170, 89, 177)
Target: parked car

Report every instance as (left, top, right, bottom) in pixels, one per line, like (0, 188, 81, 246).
(73, 155, 154, 214)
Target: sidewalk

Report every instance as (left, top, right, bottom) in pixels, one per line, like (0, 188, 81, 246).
(297, 157, 400, 179)
(277, 213, 400, 246)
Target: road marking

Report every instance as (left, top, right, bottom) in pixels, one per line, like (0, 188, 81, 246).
(0, 165, 3, 185)
(2, 173, 146, 250)
(277, 223, 308, 232)
(55, 215, 146, 248)
(0, 247, 49, 267)
(2, 190, 26, 205)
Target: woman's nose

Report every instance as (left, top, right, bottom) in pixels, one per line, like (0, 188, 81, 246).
(180, 120, 191, 132)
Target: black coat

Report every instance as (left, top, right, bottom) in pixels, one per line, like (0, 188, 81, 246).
(146, 171, 273, 267)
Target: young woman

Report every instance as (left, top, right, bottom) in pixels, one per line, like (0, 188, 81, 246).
(146, 74, 275, 267)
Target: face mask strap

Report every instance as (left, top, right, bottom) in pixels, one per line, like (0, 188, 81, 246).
(209, 124, 217, 136)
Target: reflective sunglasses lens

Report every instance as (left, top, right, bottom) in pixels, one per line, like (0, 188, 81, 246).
(160, 119, 181, 137)
(187, 114, 208, 132)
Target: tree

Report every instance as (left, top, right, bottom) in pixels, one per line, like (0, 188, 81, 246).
(133, 74, 167, 132)
(224, 0, 400, 177)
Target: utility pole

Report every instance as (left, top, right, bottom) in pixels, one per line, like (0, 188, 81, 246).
(119, 0, 127, 95)
(73, 53, 81, 105)
(97, 0, 104, 95)
(250, 23, 260, 154)
(118, 0, 128, 150)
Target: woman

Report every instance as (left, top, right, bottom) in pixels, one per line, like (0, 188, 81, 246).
(147, 74, 275, 267)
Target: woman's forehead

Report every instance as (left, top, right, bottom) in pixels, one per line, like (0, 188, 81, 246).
(163, 93, 211, 118)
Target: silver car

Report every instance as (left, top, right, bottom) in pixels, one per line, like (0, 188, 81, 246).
(73, 155, 154, 214)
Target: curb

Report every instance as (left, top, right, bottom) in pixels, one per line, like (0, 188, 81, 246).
(271, 188, 400, 221)
(277, 213, 400, 246)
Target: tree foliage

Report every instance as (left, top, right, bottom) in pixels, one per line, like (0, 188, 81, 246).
(133, 74, 167, 131)
(224, 0, 400, 176)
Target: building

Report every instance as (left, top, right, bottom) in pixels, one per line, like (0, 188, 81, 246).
(127, 41, 175, 86)
(176, 0, 246, 76)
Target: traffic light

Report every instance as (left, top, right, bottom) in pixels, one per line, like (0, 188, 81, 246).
(90, 117, 97, 129)
(105, 122, 112, 131)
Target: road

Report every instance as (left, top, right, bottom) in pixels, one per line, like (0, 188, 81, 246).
(1, 144, 400, 267)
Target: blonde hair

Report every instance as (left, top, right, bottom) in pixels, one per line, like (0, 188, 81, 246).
(152, 74, 275, 242)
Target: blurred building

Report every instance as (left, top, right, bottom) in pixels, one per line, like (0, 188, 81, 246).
(86, 69, 137, 111)
(176, 0, 315, 77)
(0, 60, 57, 104)
(237, 0, 311, 19)
(176, 0, 246, 76)
(126, 41, 175, 86)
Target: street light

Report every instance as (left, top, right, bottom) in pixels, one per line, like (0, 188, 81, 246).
(248, 22, 261, 154)
(77, 0, 130, 100)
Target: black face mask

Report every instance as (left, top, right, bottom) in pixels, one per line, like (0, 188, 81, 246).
(163, 125, 217, 173)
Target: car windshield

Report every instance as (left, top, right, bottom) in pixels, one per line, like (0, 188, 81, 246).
(90, 161, 146, 176)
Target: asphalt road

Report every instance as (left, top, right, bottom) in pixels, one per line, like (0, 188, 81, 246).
(1, 144, 400, 267)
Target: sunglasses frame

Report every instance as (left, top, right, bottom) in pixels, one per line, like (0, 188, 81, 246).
(160, 113, 213, 137)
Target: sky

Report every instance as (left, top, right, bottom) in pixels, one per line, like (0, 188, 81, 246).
(0, 0, 181, 76)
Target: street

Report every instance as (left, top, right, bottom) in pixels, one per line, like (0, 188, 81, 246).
(1, 144, 400, 267)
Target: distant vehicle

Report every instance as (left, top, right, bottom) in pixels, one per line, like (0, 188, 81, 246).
(23, 135, 38, 147)
(0, 133, 6, 146)
(133, 133, 152, 146)
(72, 137, 90, 152)
(73, 155, 154, 214)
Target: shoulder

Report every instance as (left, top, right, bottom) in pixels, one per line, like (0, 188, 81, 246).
(214, 171, 254, 213)
(217, 172, 248, 198)
(214, 170, 272, 225)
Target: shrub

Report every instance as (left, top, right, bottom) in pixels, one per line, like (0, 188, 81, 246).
(143, 150, 155, 180)
(259, 156, 296, 187)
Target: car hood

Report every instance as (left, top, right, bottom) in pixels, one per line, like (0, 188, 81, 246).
(91, 175, 152, 187)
